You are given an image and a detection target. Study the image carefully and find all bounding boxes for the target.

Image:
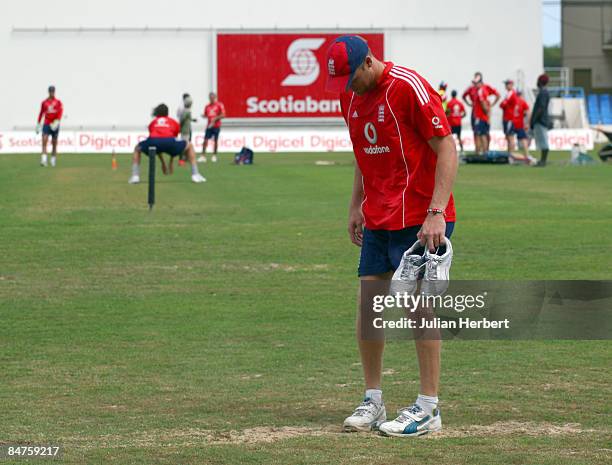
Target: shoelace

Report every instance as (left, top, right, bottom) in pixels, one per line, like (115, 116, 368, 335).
(424, 255, 443, 280)
(399, 245, 443, 281)
(353, 400, 378, 417)
(399, 257, 427, 280)
(396, 404, 423, 422)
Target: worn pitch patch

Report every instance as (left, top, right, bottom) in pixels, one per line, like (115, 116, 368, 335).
(57, 421, 603, 449)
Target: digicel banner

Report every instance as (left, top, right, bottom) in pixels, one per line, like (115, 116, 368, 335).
(0, 129, 595, 153)
(216, 33, 384, 118)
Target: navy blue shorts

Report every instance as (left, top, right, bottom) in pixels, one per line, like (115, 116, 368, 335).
(503, 120, 515, 136)
(515, 128, 528, 140)
(138, 138, 187, 157)
(205, 127, 220, 140)
(42, 124, 59, 138)
(474, 119, 490, 136)
(358, 222, 455, 277)
(451, 125, 462, 137)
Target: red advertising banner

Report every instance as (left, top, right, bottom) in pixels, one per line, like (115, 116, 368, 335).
(216, 33, 384, 118)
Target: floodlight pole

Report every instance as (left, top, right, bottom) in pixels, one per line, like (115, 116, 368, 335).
(148, 146, 156, 210)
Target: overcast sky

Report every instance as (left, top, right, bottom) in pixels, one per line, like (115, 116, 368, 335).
(542, 0, 561, 46)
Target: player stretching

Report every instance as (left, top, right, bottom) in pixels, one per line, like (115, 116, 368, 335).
(36, 85, 63, 167)
(128, 104, 206, 184)
(446, 90, 466, 154)
(326, 36, 457, 437)
(198, 92, 225, 163)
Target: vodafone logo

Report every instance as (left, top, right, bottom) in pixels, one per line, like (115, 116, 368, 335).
(432, 116, 443, 129)
(362, 122, 390, 154)
(364, 122, 377, 144)
(281, 38, 325, 87)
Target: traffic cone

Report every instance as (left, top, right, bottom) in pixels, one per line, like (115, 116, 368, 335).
(111, 150, 118, 170)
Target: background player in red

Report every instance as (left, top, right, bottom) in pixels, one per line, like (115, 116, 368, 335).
(473, 77, 500, 153)
(446, 90, 466, 154)
(499, 79, 518, 151)
(326, 35, 458, 438)
(513, 90, 532, 162)
(128, 103, 206, 184)
(198, 92, 226, 163)
(36, 85, 63, 167)
(462, 73, 481, 152)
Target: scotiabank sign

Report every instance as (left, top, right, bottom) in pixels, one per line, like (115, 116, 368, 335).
(216, 33, 384, 118)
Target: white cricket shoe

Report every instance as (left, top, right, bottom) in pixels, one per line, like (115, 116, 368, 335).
(50, 156, 56, 167)
(211, 155, 218, 163)
(40, 154, 48, 167)
(197, 156, 207, 163)
(379, 404, 441, 437)
(128, 175, 140, 184)
(420, 238, 453, 296)
(343, 398, 386, 432)
(191, 173, 206, 183)
(390, 240, 426, 296)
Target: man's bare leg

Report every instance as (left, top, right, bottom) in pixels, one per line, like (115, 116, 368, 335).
(50, 136, 59, 166)
(128, 146, 142, 183)
(185, 143, 205, 181)
(199, 138, 208, 162)
(41, 134, 49, 166)
(415, 339, 440, 396)
(357, 272, 392, 389)
(343, 272, 390, 432)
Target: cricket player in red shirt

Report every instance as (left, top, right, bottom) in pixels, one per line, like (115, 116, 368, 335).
(462, 73, 480, 151)
(473, 78, 500, 153)
(326, 36, 457, 437)
(128, 104, 206, 184)
(499, 79, 518, 151)
(513, 91, 532, 162)
(198, 92, 226, 163)
(446, 90, 466, 154)
(36, 85, 63, 167)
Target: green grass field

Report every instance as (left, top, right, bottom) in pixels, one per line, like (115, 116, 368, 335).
(0, 152, 610, 464)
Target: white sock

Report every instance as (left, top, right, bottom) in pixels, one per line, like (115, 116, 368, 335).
(131, 163, 140, 177)
(365, 389, 383, 404)
(51, 155, 56, 166)
(41, 153, 47, 162)
(416, 393, 438, 416)
(191, 164, 199, 175)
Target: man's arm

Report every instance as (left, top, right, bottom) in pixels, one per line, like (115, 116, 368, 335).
(348, 163, 365, 247)
(37, 103, 44, 124)
(418, 135, 458, 251)
(56, 100, 64, 121)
